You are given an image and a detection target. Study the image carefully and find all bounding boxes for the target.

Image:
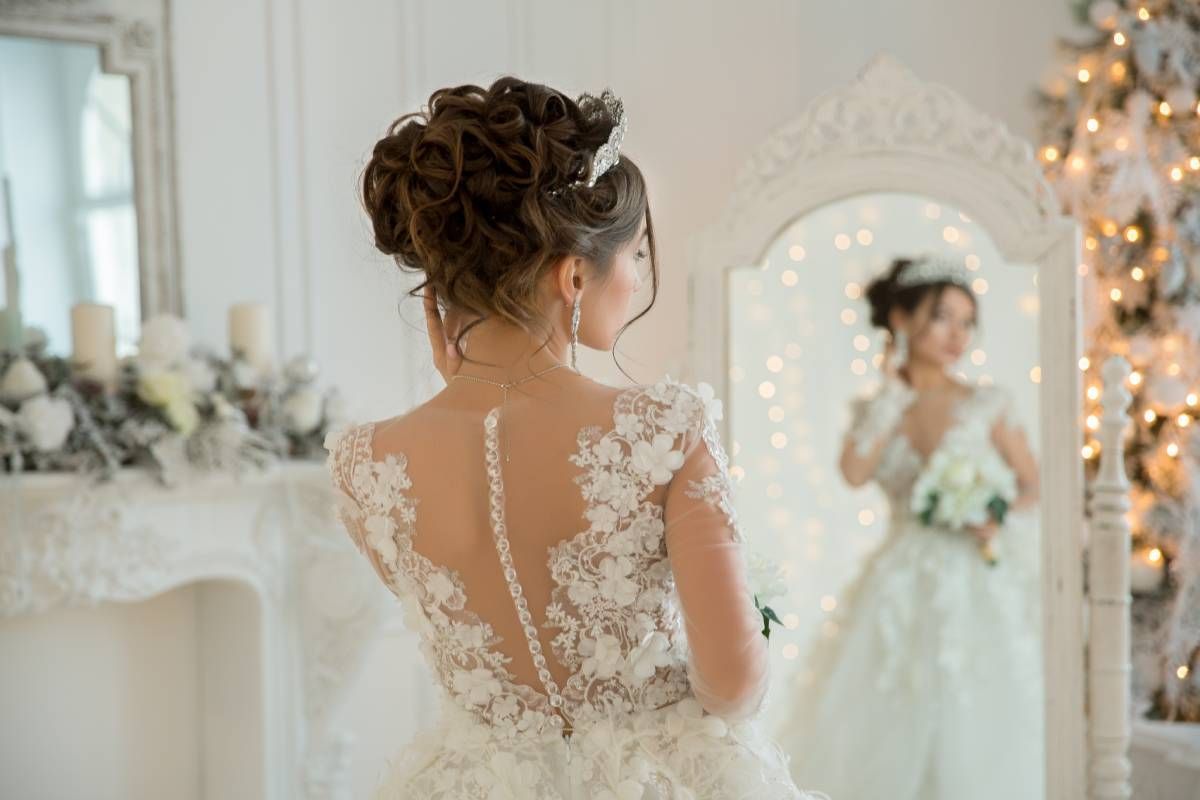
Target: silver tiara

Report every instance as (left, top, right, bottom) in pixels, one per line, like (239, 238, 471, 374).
(564, 89, 627, 191)
(894, 254, 970, 288)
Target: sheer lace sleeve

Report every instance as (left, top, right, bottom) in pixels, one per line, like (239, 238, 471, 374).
(324, 422, 397, 589)
(662, 385, 767, 720)
(844, 376, 917, 457)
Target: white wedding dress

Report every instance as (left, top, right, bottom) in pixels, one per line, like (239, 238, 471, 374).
(326, 376, 824, 799)
(774, 379, 1044, 800)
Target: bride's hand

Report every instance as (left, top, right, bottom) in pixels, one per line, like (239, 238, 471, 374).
(967, 520, 999, 545)
(424, 285, 463, 385)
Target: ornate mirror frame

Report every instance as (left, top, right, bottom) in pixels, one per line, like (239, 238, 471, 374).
(689, 54, 1091, 798)
(0, 0, 183, 316)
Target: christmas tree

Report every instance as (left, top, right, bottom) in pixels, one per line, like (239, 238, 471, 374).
(1036, 0, 1200, 722)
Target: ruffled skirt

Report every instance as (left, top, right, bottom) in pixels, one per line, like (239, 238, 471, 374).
(369, 696, 828, 799)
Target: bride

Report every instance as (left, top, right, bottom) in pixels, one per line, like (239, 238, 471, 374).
(325, 76, 823, 798)
(774, 256, 1045, 800)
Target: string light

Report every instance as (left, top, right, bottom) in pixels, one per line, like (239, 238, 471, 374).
(770, 432, 788, 449)
(1138, 6, 1150, 21)
(1082, 444, 1096, 459)
(965, 254, 981, 270)
(1171, 166, 1184, 182)
(1115, 137, 1130, 152)
(758, 381, 776, 399)
(782, 644, 799, 660)
(1188, 393, 1198, 407)
(1102, 220, 1119, 236)
(1169, 362, 1182, 376)
(1079, 263, 1090, 276)
(971, 349, 987, 366)
(1030, 366, 1042, 384)
(856, 228, 873, 246)
(943, 226, 960, 243)
(1167, 443, 1180, 458)
(820, 594, 838, 611)
(1178, 414, 1190, 428)
(850, 359, 867, 376)
(840, 308, 857, 325)
(766, 355, 783, 373)
(1145, 409, 1157, 423)
(1190, 156, 1200, 171)
(1079, 357, 1091, 371)
(1078, 68, 1091, 83)
(853, 335, 870, 352)
(767, 405, 785, 422)
(1114, 31, 1127, 46)
(1085, 236, 1098, 250)
(1042, 146, 1060, 162)
(1070, 155, 1088, 171)
(844, 282, 862, 299)
(788, 244, 806, 261)
(1159, 101, 1173, 117)
(1088, 385, 1101, 401)
(972, 278, 989, 295)
(1180, 666, 1191, 680)
(1087, 117, 1100, 132)
(1132, 267, 1146, 281)
(1130, 371, 1143, 386)
(1110, 61, 1127, 80)
(1111, 288, 1124, 302)
(1125, 225, 1142, 243)
(1087, 415, 1100, 430)
(834, 233, 851, 250)
(1149, 548, 1163, 563)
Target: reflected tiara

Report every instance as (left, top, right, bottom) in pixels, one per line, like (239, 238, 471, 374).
(563, 89, 627, 191)
(895, 254, 970, 289)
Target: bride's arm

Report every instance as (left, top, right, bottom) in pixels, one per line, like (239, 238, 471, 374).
(991, 411, 1040, 512)
(838, 376, 917, 487)
(663, 397, 767, 720)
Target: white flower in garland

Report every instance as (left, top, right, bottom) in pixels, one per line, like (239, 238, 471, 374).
(0, 357, 48, 405)
(136, 369, 199, 436)
(282, 388, 323, 435)
(137, 313, 191, 369)
(17, 395, 74, 451)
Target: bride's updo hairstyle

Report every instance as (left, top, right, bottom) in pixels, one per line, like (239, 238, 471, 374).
(360, 76, 657, 374)
(864, 257, 979, 335)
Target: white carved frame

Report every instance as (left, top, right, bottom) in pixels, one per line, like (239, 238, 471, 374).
(0, 0, 183, 315)
(688, 55, 1092, 798)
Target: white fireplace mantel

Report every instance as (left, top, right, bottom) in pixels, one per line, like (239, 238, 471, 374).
(0, 462, 391, 800)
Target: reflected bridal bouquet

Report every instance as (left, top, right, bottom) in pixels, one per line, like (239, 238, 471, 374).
(909, 436, 1017, 566)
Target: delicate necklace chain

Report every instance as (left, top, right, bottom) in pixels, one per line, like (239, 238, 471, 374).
(451, 362, 571, 462)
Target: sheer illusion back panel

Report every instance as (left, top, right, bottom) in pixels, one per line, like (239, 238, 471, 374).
(328, 378, 769, 723)
(368, 385, 630, 697)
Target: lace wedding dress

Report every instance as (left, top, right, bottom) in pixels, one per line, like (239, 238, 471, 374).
(326, 376, 824, 799)
(774, 378, 1044, 800)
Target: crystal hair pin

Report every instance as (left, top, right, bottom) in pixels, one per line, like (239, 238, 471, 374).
(554, 89, 627, 193)
(895, 254, 971, 288)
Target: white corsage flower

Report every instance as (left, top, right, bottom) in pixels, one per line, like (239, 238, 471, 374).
(597, 556, 639, 606)
(17, 395, 74, 451)
(631, 433, 684, 484)
(695, 381, 724, 422)
(363, 513, 399, 566)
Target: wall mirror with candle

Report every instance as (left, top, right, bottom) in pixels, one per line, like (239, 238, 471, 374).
(0, 0, 181, 357)
(689, 56, 1106, 799)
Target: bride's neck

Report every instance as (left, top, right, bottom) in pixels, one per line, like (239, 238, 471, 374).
(902, 360, 954, 392)
(456, 318, 572, 380)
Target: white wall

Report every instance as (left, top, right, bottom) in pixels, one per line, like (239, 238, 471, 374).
(164, 1, 1079, 794)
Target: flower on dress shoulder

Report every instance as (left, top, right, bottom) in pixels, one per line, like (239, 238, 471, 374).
(586, 503, 620, 533)
(694, 381, 724, 421)
(614, 412, 644, 440)
(425, 570, 458, 607)
(568, 580, 598, 607)
(631, 433, 684, 484)
(594, 436, 624, 465)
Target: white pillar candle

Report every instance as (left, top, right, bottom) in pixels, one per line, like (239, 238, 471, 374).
(229, 302, 273, 374)
(71, 302, 118, 389)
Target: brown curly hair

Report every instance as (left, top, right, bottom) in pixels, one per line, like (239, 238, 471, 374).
(360, 76, 658, 378)
(864, 257, 978, 334)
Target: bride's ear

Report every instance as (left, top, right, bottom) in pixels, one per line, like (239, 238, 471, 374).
(887, 307, 909, 335)
(551, 254, 587, 305)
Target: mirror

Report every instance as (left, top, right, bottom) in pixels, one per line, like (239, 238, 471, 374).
(730, 192, 1046, 796)
(690, 56, 1089, 798)
(0, 35, 140, 354)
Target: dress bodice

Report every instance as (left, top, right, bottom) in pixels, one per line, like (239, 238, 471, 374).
(325, 376, 761, 741)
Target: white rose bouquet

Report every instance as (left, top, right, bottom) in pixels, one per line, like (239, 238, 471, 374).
(909, 436, 1017, 565)
(745, 550, 787, 639)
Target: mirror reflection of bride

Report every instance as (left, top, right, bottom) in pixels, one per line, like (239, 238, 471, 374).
(774, 255, 1045, 800)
